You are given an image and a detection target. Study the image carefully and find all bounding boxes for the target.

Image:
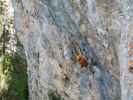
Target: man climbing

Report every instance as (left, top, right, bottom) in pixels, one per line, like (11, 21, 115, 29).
(63, 41, 95, 73)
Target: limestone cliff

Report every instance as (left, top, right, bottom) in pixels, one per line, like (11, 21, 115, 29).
(11, 0, 133, 100)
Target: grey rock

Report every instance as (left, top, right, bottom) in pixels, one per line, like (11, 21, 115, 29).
(11, 0, 133, 100)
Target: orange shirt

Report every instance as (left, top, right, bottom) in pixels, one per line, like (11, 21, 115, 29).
(77, 55, 88, 67)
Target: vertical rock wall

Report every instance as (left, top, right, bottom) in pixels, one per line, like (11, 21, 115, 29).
(11, 0, 133, 100)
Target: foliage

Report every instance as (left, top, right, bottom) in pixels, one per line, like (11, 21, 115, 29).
(0, 0, 6, 15)
(0, 0, 6, 34)
(0, 1, 28, 100)
(0, 50, 28, 100)
(48, 91, 64, 100)
(112, 96, 121, 100)
(0, 15, 3, 34)
(9, 53, 28, 100)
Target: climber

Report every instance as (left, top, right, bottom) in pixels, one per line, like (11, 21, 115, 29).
(63, 42, 89, 68)
(76, 54, 88, 68)
(70, 42, 89, 68)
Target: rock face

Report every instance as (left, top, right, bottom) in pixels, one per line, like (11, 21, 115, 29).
(11, 0, 133, 100)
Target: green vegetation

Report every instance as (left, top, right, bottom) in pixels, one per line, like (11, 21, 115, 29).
(0, 41, 28, 100)
(0, 1, 6, 15)
(48, 91, 64, 100)
(112, 96, 121, 100)
(0, 0, 6, 34)
(0, 1, 28, 99)
(0, 44, 28, 100)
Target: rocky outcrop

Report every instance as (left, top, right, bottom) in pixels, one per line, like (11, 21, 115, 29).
(12, 0, 133, 100)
